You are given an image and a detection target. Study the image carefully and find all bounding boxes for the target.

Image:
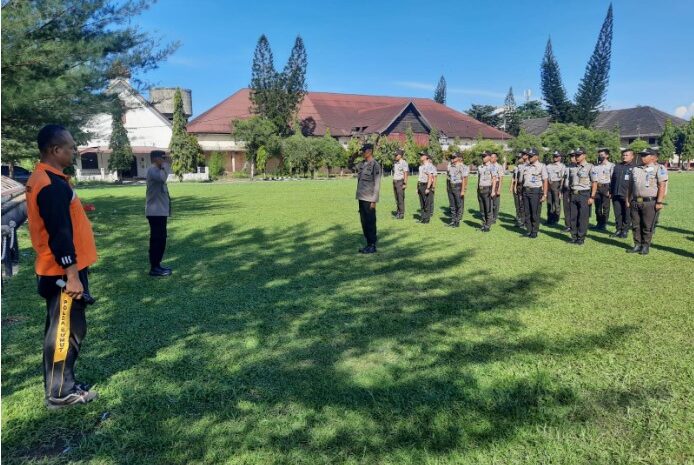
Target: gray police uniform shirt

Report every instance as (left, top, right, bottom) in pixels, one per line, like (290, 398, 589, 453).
(477, 164, 497, 187)
(546, 162, 565, 183)
(448, 163, 467, 184)
(418, 163, 437, 183)
(513, 163, 527, 184)
(356, 159, 382, 202)
(491, 162, 504, 179)
(631, 163, 668, 198)
(568, 162, 595, 191)
(563, 163, 575, 189)
(393, 159, 409, 181)
(522, 161, 549, 188)
(592, 161, 615, 185)
(145, 166, 171, 217)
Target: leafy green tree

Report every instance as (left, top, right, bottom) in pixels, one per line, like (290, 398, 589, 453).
(468, 139, 505, 167)
(573, 4, 613, 127)
(107, 101, 133, 178)
(320, 129, 348, 175)
(591, 129, 621, 163)
(682, 119, 694, 166)
(466, 104, 501, 128)
(427, 127, 444, 164)
(374, 137, 401, 170)
(541, 123, 594, 161)
(516, 101, 549, 121)
(404, 125, 420, 166)
(660, 119, 676, 161)
(541, 38, 573, 123)
(434, 75, 446, 104)
(345, 136, 363, 170)
(628, 139, 650, 154)
(1, 0, 177, 166)
(169, 89, 201, 180)
(503, 87, 520, 136)
(231, 116, 278, 179)
(208, 152, 226, 178)
(508, 129, 543, 156)
(256, 146, 268, 174)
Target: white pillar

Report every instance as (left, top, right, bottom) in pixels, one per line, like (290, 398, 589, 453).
(231, 153, 236, 172)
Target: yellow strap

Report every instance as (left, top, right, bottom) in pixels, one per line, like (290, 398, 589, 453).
(53, 291, 72, 363)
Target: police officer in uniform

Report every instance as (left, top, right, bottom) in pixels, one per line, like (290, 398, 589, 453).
(590, 148, 615, 231)
(477, 151, 498, 232)
(511, 150, 529, 228)
(490, 152, 504, 223)
(446, 152, 468, 227)
(355, 143, 381, 253)
(609, 148, 635, 238)
(545, 150, 565, 225)
(562, 150, 577, 232)
(626, 148, 668, 255)
(392, 149, 408, 219)
(521, 148, 548, 238)
(567, 148, 595, 245)
(417, 151, 437, 224)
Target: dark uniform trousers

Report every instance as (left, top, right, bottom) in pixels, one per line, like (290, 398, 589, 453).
(147, 216, 168, 269)
(478, 187, 493, 227)
(523, 188, 543, 234)
(594, 184, 611, 227)
(418, 183, 434, 221)
(630, 199, 658, 247)
(562, 187, 571, 228)
(612, 195, 631, 233)
(447, 182, 463, 223)
(514, 187, 525, 225)
(491, 194, 500, 222)
(547, 181, 562, 224)
(39, 268, 90, 399)
(358, 200, 377, 245)
(569, 191, 591, 241)
(393, 180, 405, 217)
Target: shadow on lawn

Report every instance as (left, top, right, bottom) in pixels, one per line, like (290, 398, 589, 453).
(2, 194, 640, 463)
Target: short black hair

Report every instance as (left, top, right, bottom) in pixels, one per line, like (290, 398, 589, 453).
(37, 124, 69, 153)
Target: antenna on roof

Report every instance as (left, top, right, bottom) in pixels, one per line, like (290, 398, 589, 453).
(523, 89, 532, 103)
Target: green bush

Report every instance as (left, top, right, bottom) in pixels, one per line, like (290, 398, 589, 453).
(230, 170, 250, 179)
(208, 152, 226, 178)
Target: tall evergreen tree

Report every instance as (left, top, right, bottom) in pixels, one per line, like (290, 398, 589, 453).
(404, 125, 420, 166)
(249, 35, 279, 124)
(108, 101, 133, 178)
(434, 75, 447, 104)
(427, 127, 444, 163)
(280, 35, 308, 133)
(682, 119, 694, 164)
(540, 38, 572, 123)
(169, 88, 201, 180)
(503, 87, 520, 136)
(466, 104, 501, 128)
(573, 4, 614, 127)
(660, 119, 676, 161)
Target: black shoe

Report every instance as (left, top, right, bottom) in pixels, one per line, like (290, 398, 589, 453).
(575, 240, 584, 246)
(568, 237, 577, 244)
(626, 245, 642, 254)
(640, 245, 650, 255)
(563, 227, 571, 232)
(159, 265, 172, 272)
(452, 222, 460, 228)
(529, 233, 538, 239)
(619, 231, 629, 238)
(361, 245, 377, 254)
(609, 231, 620, 238)
(149, 266, 172, 277)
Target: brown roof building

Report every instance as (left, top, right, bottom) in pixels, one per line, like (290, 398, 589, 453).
(187, 89, 510, 173)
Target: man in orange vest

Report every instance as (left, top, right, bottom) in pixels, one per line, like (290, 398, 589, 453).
(26, 125, 99, 409)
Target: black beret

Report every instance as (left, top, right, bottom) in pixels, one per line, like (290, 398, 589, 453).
(359, 143, 374, 152)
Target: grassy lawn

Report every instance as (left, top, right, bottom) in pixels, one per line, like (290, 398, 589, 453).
(2, 174, 693, 464)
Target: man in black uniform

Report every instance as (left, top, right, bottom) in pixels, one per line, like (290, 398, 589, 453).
(355, 143, 381, 253)
(609, 148, 635, 238)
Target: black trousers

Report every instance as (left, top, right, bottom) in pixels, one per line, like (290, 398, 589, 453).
(523, 188, 543, 234)
(612, 195, 631, 233)
(514, 188, 525, 225)
(492, 193, 501, 222)
(631, 200, 657, 246)
(418, 183, 434, 221)
(478, 187, 493, 227)
(547, 181, 562, 223)
(569, 191, 591, 241)
(147, 216, 168, 269)
(358, 200, 377, 245)
(594, 184, 611, 227)
(562, 189, 571, 227)
(393, 180, 405, 216)
(447, 182, 463, 223)
(39, 269, 89, 399)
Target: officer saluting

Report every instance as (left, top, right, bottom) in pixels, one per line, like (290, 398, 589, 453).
(626, 148, 668, 255)
(417, 151, 436, 224)
(590, 148, 615, 231)
(490, 152, 504, 223)
(609, 148, 635, 238)
(567, 148, 595, 245)
(562, 150, 577, 232)
(477, 151, 498, 232)
(511, 150, 529, 228)
(546, 150, 565, 225)
(521, 148, 548, 238)
(446, 152, 468, 227)
(392, 148, 408, 219)
(355, 143, 381, 254)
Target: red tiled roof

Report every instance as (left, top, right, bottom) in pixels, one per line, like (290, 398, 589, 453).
(188, 89, 510, 140)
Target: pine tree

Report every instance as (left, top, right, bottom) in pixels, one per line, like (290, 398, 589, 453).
(503, 87, 520, 136)
(660, 119, 676, 162)
(108, 101, 133, 179)
(541, 38, 572, 123)
(434, 75, 446, 104)
(573, 4, 614, 127)
(280, 35, 308, 134)
(169, 88, 200, 180)
(404, 125, 420, 166)
(249, 35, 279, 124)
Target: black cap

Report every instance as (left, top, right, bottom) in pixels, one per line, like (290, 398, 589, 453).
(639, 147, 658, 156)
(566, 149, 576, 156)
(552, 150, 562, 157)
(597, 147, 610, 154)
(520, 149, 529, 155)
(574, 147, 586, 155)
(359, 143, 374, 153)
(418, 150, 430, 158)
(620, 147, 631, 153)
(527, 148, 539, 156)
(394, 148, 404, 156)
(450, 152, 461, 160)
(482, 150, 492, 158)
(150, 150, 167, 159)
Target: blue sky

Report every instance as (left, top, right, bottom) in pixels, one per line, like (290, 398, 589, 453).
(135, 0, 694, 120)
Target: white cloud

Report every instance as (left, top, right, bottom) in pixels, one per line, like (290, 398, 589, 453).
(674, 102, 694, 119)
(394, 81, 435, 91)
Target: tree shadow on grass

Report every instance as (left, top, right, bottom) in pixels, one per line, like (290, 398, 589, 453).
(1, 193, 642, 464)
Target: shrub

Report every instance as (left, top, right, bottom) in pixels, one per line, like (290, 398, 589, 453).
(208, 152, 225, 178)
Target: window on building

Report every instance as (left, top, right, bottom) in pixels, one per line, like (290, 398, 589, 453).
(81, 152, 98, 170)
(649, 137, 657, 145)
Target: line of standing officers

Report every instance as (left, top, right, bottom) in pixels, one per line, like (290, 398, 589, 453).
(355, 142, 669, 256)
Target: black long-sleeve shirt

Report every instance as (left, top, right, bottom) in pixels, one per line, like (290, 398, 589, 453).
(610, 163, 635, 197)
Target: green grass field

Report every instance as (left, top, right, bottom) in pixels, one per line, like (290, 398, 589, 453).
(2, 175, 693, 464)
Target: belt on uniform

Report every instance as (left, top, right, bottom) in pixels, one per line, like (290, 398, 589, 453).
(633, 196, 657, 202)
(418, 182, 428, 185)
(525, 187, 542, 192)
(450, 182, 462, 186)
(571, 189, 590, 195)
